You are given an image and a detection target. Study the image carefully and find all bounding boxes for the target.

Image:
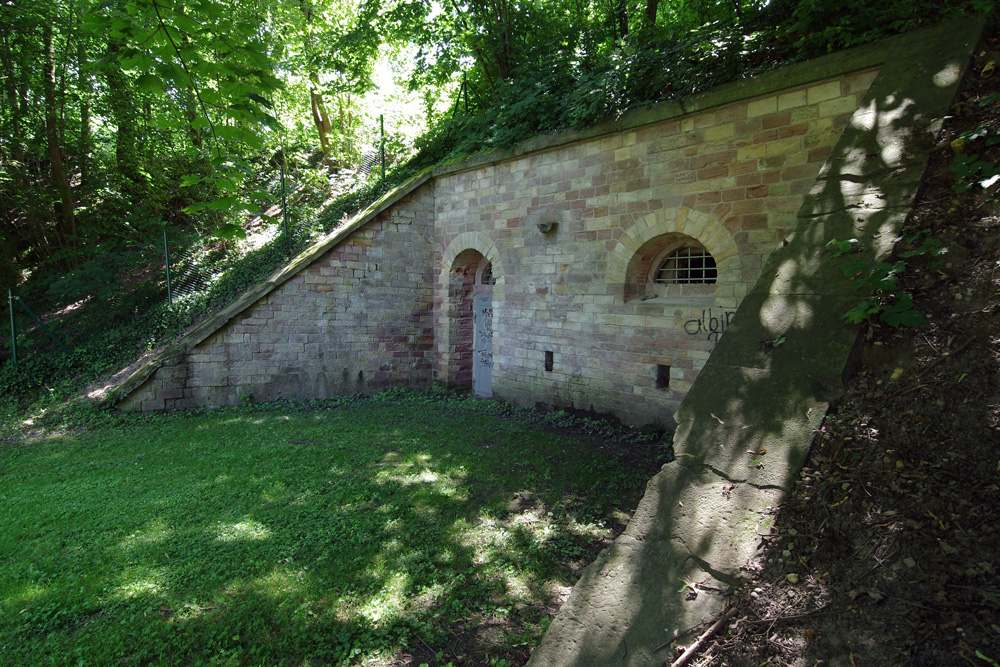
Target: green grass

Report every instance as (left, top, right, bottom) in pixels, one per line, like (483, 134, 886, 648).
(0, 395, 665, 666)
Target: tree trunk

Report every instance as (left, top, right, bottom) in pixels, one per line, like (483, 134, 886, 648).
(18, 57, 33, 182)
(105, 40, 142, 192)
(645, 0, 657, 29)
(309, 74, 333, 157)
(182, 89, 204, 149)
(1, 32, 28, 185)
(43, 24, 76, 258)
(78, 39, 91, 188)
(298, 0, 332, 158)
(448, 0, 498, 95)
(616, 0, 629, 39)
(487, 0, 512, 80)
(310, 93, 331, 156)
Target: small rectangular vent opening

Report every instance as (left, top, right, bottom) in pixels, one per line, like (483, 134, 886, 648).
(544, 351, 554, 372)
(656, 364, 670, 389)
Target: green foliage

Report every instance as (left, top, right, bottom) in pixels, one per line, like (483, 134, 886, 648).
(826, 230, 947, 329)
(897, 229, 948, 261)
(403, 15, 791, 162)
(826, 238, 860, 257)
(0, 397, 665, 665)
(951, 92, 1000, 194)
(952, 153, 1000, 194)
(391, 0, 993, 167)
(785, 0, 990, 55)
(975, 650, 1000, 667)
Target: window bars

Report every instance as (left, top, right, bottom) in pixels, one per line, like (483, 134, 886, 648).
(655, 247, 717, 284)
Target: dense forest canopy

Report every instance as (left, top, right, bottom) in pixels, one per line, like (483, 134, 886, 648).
(0, 0, 991, 296)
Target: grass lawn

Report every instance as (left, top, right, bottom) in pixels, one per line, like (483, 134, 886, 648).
(0, 393, 666, 666)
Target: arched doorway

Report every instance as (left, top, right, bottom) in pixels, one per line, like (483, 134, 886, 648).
(445, 249, 495, 396)
(472, 255, 496, 397)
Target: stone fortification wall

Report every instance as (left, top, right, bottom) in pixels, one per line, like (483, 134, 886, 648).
(433, 68, 879, 424)
(119, 59, 883, 425)
(119, 189, 436, 411)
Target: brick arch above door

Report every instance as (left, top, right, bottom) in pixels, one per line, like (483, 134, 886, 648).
(440, 232, 504, 282)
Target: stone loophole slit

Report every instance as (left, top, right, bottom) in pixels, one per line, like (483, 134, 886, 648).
(656, 364, 670, 389)
(545, 351, 554, 372)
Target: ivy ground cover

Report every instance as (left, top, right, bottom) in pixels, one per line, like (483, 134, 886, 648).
(0, 396, 664, 666)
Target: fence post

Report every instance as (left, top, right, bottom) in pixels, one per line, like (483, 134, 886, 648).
(163, 228, 173, 306)
(12, 296, 69, 354)
(380, 114, 386, 180)
(7, 288, 16, 364)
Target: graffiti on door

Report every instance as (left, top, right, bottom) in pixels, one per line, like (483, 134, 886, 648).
(473, 295, 493, 397)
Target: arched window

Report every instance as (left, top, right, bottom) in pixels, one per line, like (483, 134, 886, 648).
(624, 235, 719, 303)
(654, 246, 717, 285)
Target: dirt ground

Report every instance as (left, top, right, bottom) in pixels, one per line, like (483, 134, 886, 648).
(694, 33, 1000, 667)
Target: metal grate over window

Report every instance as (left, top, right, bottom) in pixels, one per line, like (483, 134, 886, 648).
(655, 247, 717, 284)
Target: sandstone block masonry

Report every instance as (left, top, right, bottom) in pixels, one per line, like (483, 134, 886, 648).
(119, 51, 884, 425)
(434, 68, 878, 424)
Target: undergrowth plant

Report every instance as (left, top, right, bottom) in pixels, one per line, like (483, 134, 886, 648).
(951, 92, 1000, 195)
(827, 229, 947, 327)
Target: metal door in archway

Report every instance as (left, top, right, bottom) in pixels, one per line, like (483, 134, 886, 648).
(472, 294, 493, 397)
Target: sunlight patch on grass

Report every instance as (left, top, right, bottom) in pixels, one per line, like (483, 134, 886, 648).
(500, 568, 534, 602)
(360, 571, 410, 623)
(113, 566, 167, 600)
(8, 582, 49, 606)
(376, 455, 468, 500)
(120, 517, 172, 549)
(410, 581, 447, 611)
(213, 519, 272, 542)
(564, 517, 612, 540)
(454, 515, 518, 565)
(509, 506, 550, 528)
(172, 600, 220, 622)
(289, 491, 315, 506)
(255, 565, 309, 599)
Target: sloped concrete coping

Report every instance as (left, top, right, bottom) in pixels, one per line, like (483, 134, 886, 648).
(524, 16, 985, 667)
(110, 30, 931, 408)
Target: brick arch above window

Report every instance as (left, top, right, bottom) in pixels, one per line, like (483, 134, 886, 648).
(606, 207, 740, 304)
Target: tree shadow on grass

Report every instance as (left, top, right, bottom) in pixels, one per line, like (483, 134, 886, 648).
(0, 402, 661, 666)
